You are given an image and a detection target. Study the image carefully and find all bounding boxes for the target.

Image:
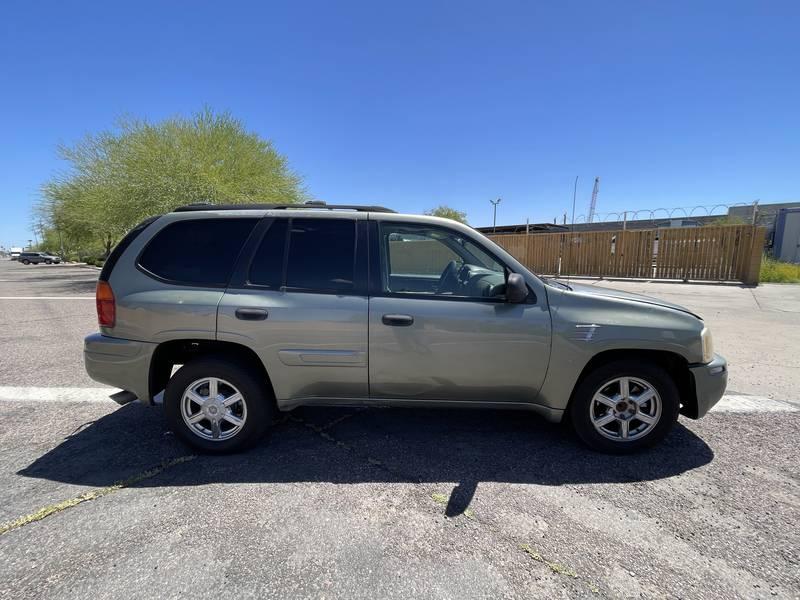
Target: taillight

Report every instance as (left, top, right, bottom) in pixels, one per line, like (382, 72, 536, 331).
(96, 281, 116, 328)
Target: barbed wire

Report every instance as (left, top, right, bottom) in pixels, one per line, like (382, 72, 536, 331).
(568, 201, 758, 224)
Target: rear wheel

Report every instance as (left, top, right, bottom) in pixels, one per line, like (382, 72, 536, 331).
(164, 358, 273, 453)
(569, 360, 680, 453)
(21, 259, 30, 265)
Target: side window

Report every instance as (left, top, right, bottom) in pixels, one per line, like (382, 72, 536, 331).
(138, 218, 258, 286)
(248, 219, 288, 288)
(285, 219, 356, 293)
(380, 223, 507, 299)
(388, 233, 460, 276)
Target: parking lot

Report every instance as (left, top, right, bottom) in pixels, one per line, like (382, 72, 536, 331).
(0, 260, 798, 599)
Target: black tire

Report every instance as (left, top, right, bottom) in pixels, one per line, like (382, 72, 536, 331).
(569, 359, 680, 454)
(164, 357, 274, 454)
(21, 259, 30, 265)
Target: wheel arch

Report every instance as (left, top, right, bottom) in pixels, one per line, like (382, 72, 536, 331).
(567, 349, 697, 418)
(149, 339, 276, 406)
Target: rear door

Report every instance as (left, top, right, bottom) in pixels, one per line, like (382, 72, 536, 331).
(217, 214, 369, 406)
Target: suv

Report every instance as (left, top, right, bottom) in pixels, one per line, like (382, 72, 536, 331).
(19, 251, 62, 265)
(84, 203, 727, 454)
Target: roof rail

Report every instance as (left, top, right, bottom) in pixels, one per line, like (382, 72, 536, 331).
(173, 201, 396, 213)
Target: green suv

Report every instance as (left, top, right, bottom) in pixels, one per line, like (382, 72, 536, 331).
(84, 203, 727, 453)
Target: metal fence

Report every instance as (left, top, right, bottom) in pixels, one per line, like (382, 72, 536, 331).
(488, 224, 766, 284)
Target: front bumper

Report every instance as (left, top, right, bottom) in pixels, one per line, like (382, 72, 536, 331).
(84, 333, 158, 404)
(687, 353, 728, 418)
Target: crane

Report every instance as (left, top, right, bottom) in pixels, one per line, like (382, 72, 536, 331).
(587, 177, 600, 222)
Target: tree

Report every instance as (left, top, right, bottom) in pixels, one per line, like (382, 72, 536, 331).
(38, 108, 305, 256)
(425, 205, 469, 224)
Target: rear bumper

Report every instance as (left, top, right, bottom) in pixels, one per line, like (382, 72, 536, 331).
(84, 333, 157, 404)
(687, 353, 728, 418)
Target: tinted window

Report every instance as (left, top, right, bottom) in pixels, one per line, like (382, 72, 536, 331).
(286, 219, 355, 292)
(139, 218, 258, 286)
(248, 219, 288, 288)
(100, 216, 159, 282)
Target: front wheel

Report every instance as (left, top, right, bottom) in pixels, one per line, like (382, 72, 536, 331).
(569, 360, 680, 453)
(164, 358, 273, 453)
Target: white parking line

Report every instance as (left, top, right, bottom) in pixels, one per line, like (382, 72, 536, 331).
(0, 386, 119, 403)
(0, 387, 796, 412)
(711, 395, 798, 413)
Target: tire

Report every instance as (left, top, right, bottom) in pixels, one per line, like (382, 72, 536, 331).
(164, 357, 274, 454)
(569, 359, 680, 454)
(21, 260, 29, 265)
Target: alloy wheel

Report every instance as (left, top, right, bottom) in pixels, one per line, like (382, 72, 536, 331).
(180, 377, 248, 441)
(589, 376, 662, 442)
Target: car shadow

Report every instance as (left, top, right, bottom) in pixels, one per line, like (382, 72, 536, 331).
(19, 403, 714, 514)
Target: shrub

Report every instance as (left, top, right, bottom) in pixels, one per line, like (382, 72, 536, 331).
(760, 256, 800, 283)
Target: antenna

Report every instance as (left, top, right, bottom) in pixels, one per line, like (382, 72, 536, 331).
(564, 176, 579, 286)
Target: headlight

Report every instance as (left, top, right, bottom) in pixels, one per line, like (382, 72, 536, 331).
(701, 327, 714, 363)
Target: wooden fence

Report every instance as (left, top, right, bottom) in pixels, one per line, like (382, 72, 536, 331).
(488, 224, 766, 284)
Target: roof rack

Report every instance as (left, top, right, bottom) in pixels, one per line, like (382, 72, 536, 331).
(173, 201, 396, 213)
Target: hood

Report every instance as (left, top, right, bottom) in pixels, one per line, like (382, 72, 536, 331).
(562, 282, 702, 319)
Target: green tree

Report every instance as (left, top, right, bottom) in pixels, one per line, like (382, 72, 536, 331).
(38, 108, 305, 256)
(425, 205, 469, 224)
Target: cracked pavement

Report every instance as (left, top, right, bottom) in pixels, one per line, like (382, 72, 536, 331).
(0, 261, 798, 599)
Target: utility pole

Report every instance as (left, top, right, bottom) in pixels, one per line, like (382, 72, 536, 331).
(490, 198, 502, 233)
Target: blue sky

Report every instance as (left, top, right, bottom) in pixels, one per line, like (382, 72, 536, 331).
(1, 0, 798, 247)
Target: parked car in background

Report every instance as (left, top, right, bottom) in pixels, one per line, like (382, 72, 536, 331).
(84, 203, 727, 454)
(10, 247, 23, 261)
(18, 251, 62, 265)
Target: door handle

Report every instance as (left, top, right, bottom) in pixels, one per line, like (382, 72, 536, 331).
(235, 308, 268, 321)
(382, 314, 414, 327)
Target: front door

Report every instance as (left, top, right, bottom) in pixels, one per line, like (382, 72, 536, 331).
(368, 220, 551, 404)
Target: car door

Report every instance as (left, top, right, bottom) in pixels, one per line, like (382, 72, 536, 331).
(217, 214, 370, 407)
(368, 219, 551, 404)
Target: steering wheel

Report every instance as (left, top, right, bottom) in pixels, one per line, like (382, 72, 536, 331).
(437, 260, 459, 293)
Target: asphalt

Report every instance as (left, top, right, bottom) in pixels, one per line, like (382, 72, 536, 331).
(0, 260, 798, 599)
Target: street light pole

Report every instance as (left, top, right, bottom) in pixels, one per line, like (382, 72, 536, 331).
(490, 197, 502, 233)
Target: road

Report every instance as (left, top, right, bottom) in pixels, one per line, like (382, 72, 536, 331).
(0, 260, 798, 599)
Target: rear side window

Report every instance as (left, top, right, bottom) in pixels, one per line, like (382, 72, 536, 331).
(248, 219, 288, 288)
(139, 218, 258, 286)
(286, 219, 355, 292)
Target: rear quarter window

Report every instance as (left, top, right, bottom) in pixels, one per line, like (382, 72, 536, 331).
(138, 218, 258, 286)
(100, 216, 159, 282)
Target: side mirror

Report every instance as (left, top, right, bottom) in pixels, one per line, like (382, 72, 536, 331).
(506, 273, 529, 303)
